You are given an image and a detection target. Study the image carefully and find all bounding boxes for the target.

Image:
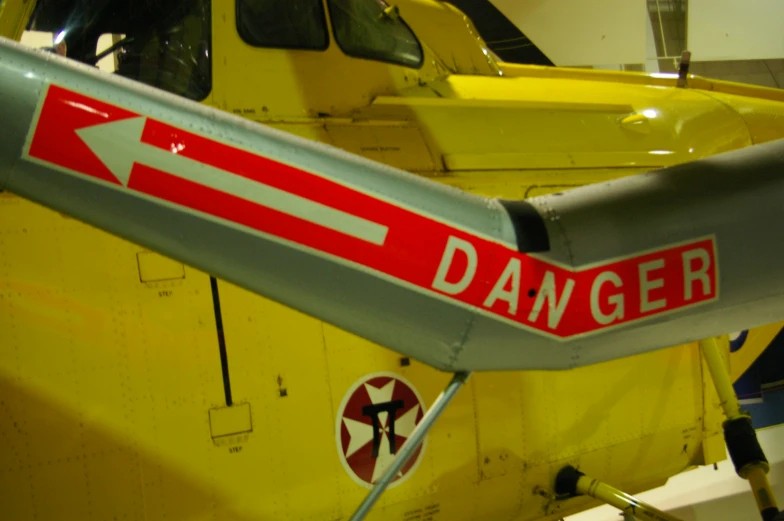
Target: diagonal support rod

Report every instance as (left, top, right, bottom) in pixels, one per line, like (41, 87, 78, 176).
(348, 371, 472, 521)
(555, 465, 684, 521)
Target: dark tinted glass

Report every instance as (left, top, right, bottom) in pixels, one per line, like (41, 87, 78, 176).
(28, 0, 212, 101)
(327, 0, 423, 68)
(237, 0, 328, 50)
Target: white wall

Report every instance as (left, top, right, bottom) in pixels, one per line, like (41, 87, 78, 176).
(689, 0, 784, 61)
(645, 4, 782, 88)
(19, 30, 118, 73)
(19, 30, 54, 50)
(490, 0, 648, 66)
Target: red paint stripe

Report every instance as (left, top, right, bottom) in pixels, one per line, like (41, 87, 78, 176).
(128, 164, 382, 264)
(127, 162, 488, 294)
(141, 118, 392, 223)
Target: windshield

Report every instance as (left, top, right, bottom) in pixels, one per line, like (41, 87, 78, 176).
(27, 0, 212, 101)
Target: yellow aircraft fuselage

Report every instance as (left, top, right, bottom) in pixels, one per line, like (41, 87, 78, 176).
(1, 0, 784, 520)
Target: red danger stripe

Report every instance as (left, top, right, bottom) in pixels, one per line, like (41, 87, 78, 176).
(142, 118, 389, 224)
(26, 85, 719, 339)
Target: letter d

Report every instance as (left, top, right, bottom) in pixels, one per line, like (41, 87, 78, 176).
(432, 236, 478, 295)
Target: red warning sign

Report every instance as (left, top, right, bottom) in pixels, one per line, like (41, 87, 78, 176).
(336, 373, 426, 488)
(24, 85, 719, 342)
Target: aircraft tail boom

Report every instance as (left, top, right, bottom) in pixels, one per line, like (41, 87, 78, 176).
(2, 36, 784, 371)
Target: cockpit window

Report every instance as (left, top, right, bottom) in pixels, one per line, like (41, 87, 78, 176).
(237, 0, 329, 50)
(27, 0, 212, 102)
(327, 0, 423, 68)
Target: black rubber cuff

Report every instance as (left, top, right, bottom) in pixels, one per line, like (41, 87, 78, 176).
(499, 200, 550, 253)
(725, 416, 767, 475)
(554, 465, 584, 498)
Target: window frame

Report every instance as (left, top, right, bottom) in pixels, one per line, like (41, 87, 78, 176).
(325, 0, 425, 69)
(26, 0, 214, 102)
(235, 0, 331, 52)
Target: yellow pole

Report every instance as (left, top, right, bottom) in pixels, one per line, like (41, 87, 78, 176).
(576, 475, 684, 521)
(700, 337, 742, 418)
(699, 337, 780, 521)
(554, 466, 685, 521)
(748, 467, 778, 513)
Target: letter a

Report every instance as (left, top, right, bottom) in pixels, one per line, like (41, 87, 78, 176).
(432, 236, 478, 295)
(483, 257, 522, 315)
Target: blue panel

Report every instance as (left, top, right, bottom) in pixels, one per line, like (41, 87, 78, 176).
(735, 328, 784, 428)
(746, 388, 784, 429)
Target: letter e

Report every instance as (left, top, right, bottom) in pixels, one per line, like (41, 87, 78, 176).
(639, 259, 666, 313)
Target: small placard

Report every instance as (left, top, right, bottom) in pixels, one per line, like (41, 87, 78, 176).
(209, 403, 253, 440)
(136, 251, 185, 282)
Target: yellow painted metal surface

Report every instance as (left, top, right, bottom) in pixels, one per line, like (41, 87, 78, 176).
(209, 403, 253, 439)
(2, 0, 784, 520)
(396, 0, 500, 76)
(210, 0, 444, 119)
(136, 251, 186, 283)
(0, 0, 35, 40)
(0, 198, 726, 521)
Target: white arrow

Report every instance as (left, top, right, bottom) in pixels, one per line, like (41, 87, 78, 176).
(76, 117, 389, 246)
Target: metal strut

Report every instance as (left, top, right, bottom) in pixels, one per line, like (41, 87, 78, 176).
(699, 337, 781, 521)
(348, 371, 472, 521)
(554, 465, 685, 521)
